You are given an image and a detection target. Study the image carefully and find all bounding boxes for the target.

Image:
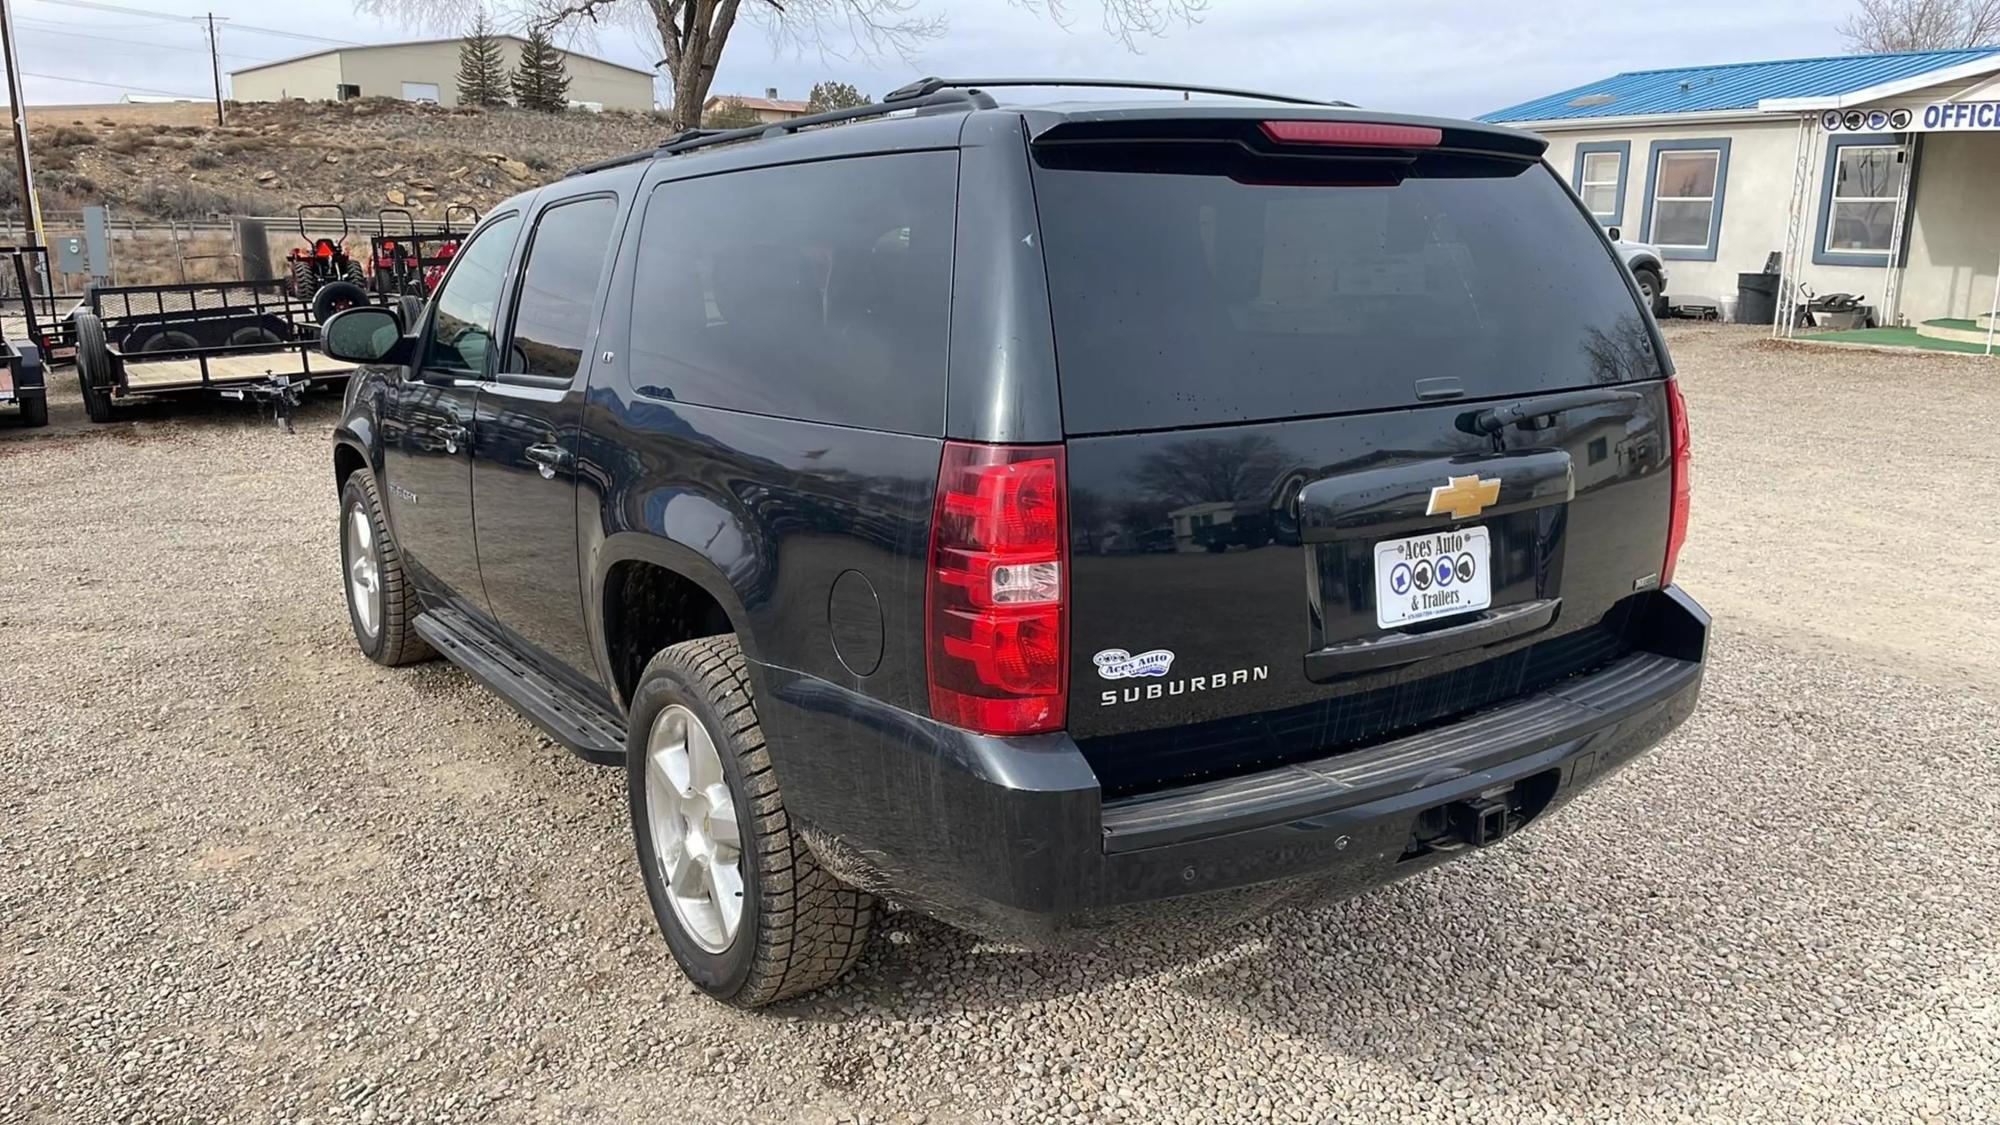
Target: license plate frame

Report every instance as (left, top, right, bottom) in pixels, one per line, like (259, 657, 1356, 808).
(1374, 525, 1492, 629)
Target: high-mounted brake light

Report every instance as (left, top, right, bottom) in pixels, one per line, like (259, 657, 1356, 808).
(1661, 377, 1692, 587)
(1261, 120, 1443, 148)
(927, 442, 1069, 736)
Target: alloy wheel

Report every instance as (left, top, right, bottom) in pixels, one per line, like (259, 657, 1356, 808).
(344, 502, 381, 641)
(644, 703, 745, 953)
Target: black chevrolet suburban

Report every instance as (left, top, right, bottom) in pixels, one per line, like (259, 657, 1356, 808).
(323, 79, 1707, 1008)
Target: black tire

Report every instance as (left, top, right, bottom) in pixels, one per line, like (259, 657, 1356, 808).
(16, 394, 47, 427)
(227, 326, 285, 347)
(289, 259, 318, 300)
(312, 280, 370, 324)
(74, 312, 116, 424)
(1634, 268, 1665, 317)
(128, 329, 200, 354)
(337, 470, 434, 666)
(342, 261, 367, 287)
(628, 635, 876, 1007)
(397, 293, 424, 330)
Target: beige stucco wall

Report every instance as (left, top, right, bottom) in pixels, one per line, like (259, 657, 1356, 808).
(1540, 119, 1898, 311)
(1898, 132, 2000, 321)
(231, 39, 655, 112)
(229, 52, 343, 103)
(1534, 115, 2000, 322)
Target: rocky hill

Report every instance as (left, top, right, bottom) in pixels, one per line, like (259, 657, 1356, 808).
(19, 97, 670, 224)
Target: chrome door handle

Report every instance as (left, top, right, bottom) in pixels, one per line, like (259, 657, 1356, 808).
(434, 422, 468, 454)
(525, 443, 571, 479)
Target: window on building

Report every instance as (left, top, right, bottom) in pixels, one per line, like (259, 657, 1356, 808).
(336, 83, 361, 100)
(1825, 144, 1905, 254)
(1650, 148, 1723, 250)
(1579, 150, 1622, 221)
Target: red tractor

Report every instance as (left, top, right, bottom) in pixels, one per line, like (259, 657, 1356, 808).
(368, 204, 477, 301)
(282, 204, 369, 322)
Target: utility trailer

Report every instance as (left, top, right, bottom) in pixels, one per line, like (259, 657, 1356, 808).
(0, 246, 81, 369)
(0, 322, 47, 427)
(72, 278, 403, 425)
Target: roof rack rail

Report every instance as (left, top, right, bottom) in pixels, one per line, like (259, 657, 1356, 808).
(565, 90, 991, 178)
(884, 76, 1349, 108)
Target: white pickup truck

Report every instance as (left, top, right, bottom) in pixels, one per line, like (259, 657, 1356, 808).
(1608, 227, 1668, 316)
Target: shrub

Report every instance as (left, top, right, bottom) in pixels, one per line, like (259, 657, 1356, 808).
(103, 130, 154, 156)
(128, 180, 275, 220)
(46, 125, 96, 147)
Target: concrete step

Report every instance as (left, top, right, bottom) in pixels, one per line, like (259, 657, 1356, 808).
(1917, 319, 2000, 345)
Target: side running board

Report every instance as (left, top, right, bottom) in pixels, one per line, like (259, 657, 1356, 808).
(414, 607, 627, 766)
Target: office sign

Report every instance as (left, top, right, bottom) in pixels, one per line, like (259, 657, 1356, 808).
(1918, 101, 2000, 131)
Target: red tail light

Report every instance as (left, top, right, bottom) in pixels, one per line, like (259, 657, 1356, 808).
(1260, 120, 1442, 147)
(1662, 377, 1692, 587)
(927, 441, 1069, 736)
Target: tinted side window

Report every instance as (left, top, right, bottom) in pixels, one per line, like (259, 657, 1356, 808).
(423, 213, 522, 375)
(628, 152, 956, 433)
(504, 196, 620, 382)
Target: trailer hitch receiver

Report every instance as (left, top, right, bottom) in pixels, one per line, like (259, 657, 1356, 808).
(1448, 794, 1513, 847)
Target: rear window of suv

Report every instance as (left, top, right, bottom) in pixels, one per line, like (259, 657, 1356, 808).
(1030, 147, 1663, 434)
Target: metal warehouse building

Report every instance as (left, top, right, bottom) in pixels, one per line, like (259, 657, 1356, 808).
(1485, 48, 2000, 340)
(229, 37, 657, 112)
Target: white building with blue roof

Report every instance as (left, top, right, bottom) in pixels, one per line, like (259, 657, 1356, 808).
(1484, 48, 2000, 335)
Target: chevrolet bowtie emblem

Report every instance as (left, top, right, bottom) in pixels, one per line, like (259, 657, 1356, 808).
(1426, 474, 1501, 520)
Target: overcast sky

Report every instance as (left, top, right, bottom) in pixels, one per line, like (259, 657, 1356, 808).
(10, 0, 1858, 118)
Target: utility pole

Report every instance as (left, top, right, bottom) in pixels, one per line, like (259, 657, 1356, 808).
(0, 0, 45, 254)
(205, 13, 224, 127)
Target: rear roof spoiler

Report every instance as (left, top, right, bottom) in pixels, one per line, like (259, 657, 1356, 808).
(1022, 106, 1548, 160)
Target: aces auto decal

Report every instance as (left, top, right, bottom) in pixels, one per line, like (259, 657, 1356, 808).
(1093, 646, 1269, 708)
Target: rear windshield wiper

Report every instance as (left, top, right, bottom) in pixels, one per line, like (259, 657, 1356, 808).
(1458, 387, 1644, 438)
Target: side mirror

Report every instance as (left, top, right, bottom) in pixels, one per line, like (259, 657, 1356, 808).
(1606, 225, 1622, 241)
(321, 306, 407, 364)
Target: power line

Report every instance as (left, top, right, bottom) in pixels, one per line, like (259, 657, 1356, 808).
(25, 0, 356, 45)
(17, 21, 264, 60)
(17, 13, 164, 27)
(21, 67, 204, 97)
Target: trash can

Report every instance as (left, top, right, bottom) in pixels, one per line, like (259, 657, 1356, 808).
(1737, 272, 1779, 325)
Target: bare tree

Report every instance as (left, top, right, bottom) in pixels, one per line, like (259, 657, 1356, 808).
(355, 0, 1207, 131)
(1838, 0, 2000, 51)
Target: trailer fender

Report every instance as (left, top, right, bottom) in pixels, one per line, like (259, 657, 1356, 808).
(14, 342, 45, 391)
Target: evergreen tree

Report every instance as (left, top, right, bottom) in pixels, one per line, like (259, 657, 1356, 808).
(455, 12, 508, 108)
(806, 81, 867, 114)
(701, 97, 762, 128)
(510, 25, 571, 113)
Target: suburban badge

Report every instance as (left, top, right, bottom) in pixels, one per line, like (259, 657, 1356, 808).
(1426, 474, 1501, 520)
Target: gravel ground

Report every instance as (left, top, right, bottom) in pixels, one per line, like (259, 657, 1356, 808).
(3, 326, 1997, 1125)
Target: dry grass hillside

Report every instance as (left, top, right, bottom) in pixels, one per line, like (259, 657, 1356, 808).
(15, 98, 671, 223)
